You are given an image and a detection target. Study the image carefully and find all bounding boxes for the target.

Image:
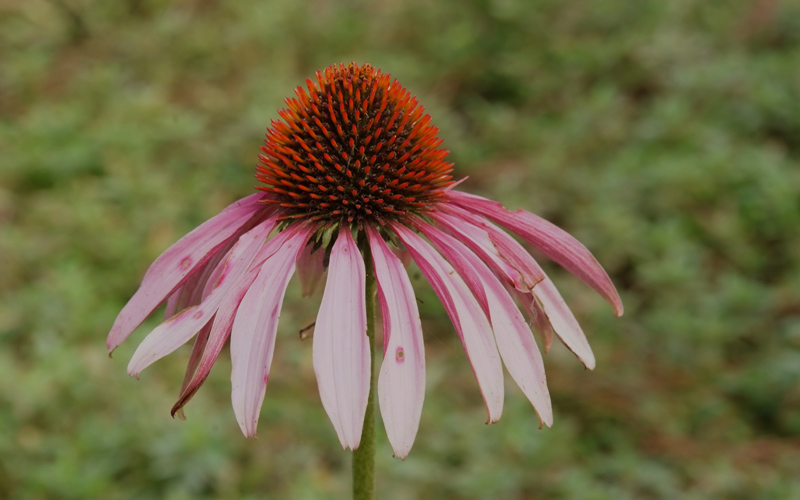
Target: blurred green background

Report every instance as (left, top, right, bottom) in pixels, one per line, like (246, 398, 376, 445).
(2, 0, 800, 498)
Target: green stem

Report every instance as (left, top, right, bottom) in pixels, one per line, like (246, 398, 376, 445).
(353, 246, 376, 500)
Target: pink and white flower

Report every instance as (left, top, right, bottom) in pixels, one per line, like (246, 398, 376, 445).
(108, 63, 622, 459)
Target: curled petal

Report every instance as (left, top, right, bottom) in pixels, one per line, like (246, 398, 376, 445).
(127, 217, 277, 377)
(230, 224, 315, 437)
(447, 190, 623, 317)
(108, 193, 268, 353)
(417, 222, 552, 426)
(313, 227, 370, 450)
(393, 224, 504, 423)
(367, 227, 425, 459)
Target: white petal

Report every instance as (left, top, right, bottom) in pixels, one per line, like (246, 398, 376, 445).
(367, 227, 425, 459)
(313, 227, 370, 450)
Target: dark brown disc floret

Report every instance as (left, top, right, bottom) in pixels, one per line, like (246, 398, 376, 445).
(256, 62, 454, 227)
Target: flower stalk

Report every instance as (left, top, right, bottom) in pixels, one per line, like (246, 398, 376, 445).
(353, 245, 376, 500)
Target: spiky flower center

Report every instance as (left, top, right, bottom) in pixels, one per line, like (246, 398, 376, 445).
(256, 63, 454, 227)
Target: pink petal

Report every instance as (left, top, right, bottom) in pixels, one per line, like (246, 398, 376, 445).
(201, 243, 236, 300)
(172, 321, 213, 419)
(313, 227, 370, 450)
(417, 222, 552, 426)
(172, 269, 258, 417)
(512, 287, 554, 353)
(438, 206, 595, 368)
(173, 222, 310, 416)
(393, 224, 504, 423)
(296, 242, 327, 297)
(482, 220, 595, 367)
(534, 277, 595, 369)
(164, 288, 183, 320)
(367, 227, 425, 459)
(126, 217, 277, 377)
(431, 209, 530, 290)
(485, 229, 595, 368)
(165, 244, 233, 320)
(440, 205, 545, 291)
(108, 193, 268, 353)
(447, 190, 624, 317)
(230, 224, 315, 437)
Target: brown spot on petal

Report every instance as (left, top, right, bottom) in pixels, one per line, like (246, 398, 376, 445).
(179, 257, 193, 270)
(395, 347, 405, 362)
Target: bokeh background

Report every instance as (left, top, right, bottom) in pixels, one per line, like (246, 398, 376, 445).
(2, 0, 800, 498)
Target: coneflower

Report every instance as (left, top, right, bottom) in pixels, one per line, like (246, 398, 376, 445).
(108, 63, 623, 467)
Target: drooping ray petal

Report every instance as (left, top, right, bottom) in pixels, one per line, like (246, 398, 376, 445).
(534, 277, 595, 369)
(431, 209, 526, 290)
(529, 295, 554, 352)
(484, 228, 595, 368)
(417, 222, 552, 426)
(296, 242, 327, 297)
(367, 227, 425, 459)
(201, 243, 236, 300)
(313, 227, 370, 449)
(439, 207, 595, 368)
(173, 321, 212, 419)
(440, 205, 545, 291)
(127, 217, 277, 377)
(108, 193, 269, 352)
(172, 268, 258, 417)
(230, 224, 315, 437)
(393, 224, 504, 423)
(447, 190, 623, 317)
(167, 244, 233, 320)
(511, 287, 554, 353)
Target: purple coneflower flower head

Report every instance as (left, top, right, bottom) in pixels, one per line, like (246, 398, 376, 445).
(107, 62, 623, 459)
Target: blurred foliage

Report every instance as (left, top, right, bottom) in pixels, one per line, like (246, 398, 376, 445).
(2, 0, 800, 498)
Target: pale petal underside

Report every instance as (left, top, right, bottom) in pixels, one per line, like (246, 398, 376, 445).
(368, 227, 425, 459)
(313, 227, 370, 450)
